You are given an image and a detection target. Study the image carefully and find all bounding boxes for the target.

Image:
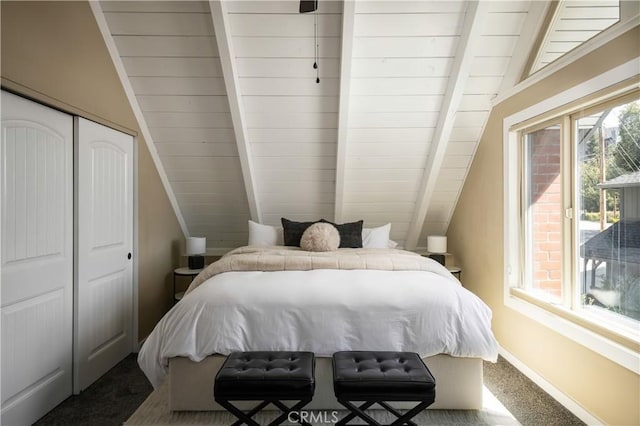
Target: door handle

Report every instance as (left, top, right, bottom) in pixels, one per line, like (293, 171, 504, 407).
(128, 252, 132, 260)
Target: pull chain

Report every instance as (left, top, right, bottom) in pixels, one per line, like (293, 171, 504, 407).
(314, 10, 320, 83)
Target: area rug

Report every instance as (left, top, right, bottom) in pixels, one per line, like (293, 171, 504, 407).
(125, 381, 520, 425)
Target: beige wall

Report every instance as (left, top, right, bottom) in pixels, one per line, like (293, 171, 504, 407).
(448, 27, 640, 425)
(1, 1, 184, 339)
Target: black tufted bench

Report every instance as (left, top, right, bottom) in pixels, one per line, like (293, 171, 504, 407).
(214, 351, 315, 426)
(332, 351, 436, 426)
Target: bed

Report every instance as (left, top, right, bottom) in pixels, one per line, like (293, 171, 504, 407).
(138, 246, 499, 411)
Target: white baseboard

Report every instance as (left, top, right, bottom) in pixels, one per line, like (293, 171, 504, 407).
(498, 346, 604, 426)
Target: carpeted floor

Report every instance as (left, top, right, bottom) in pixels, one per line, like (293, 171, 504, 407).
(34, 354, 152, 426)
(34, 354, 584, 426)
(483, 357, 584, 426)
(124, 381, 518, 425)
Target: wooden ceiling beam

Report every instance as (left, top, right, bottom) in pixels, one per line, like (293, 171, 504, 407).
(334, 0, 356, 223)
(500, 0, 553, 95)
(404, 0, 489, 250)
(209, 0, 262, 223)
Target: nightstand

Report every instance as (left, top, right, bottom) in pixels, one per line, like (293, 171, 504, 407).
(173, 267, 203, 304)
(447, 266, 462, 281)
(415, 251, 462, 282)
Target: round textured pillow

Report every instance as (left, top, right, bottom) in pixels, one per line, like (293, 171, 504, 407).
(300, 222, 340, 252)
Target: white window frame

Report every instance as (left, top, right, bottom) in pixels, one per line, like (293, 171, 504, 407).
(503, 58, 640, 374)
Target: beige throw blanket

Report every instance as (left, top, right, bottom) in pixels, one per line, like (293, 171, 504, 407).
(186, 246, 455, 294)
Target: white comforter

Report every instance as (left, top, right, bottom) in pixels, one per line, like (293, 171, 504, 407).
(139, 267, 499, 388)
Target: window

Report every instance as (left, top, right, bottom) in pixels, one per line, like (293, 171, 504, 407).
(503, 60, 640, 371)
(576, 98, 640, 325)
(516, 92, 640, 346)
(521, 99, 640, 322)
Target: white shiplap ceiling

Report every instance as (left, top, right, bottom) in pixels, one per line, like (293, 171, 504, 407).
(94, 0, 556, 252)
(530, 0, 620, 73)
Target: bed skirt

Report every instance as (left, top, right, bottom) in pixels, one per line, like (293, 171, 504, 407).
(168, 354, 483, 411)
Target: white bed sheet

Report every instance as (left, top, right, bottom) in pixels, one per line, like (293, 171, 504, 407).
(139, 269, 498, 388)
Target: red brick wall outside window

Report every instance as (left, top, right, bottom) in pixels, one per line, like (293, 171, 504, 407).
(527, 127, 563, 300)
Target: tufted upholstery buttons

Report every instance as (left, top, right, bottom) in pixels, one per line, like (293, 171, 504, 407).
(215, 351, 315, 400)
(215, 351, 316, 425)
(332, 351, 435, 400)
(332, 351, 436, 425)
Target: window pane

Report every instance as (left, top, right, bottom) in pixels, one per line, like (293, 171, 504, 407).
(525, 124, 563, 302)
(577, 99, 640, 324)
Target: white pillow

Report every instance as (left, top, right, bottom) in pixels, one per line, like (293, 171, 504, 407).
(362, 223, 391, 248)
(248, 220, 283, 246)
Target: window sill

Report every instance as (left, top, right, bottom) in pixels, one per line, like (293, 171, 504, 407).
(506, 288, 639, 374)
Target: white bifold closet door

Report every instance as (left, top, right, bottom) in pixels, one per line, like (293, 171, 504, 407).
(1, 91, 74, 425)
(74, 117, 134, 392)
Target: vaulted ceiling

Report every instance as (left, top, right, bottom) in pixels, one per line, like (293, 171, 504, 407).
(91, 0, 580, 252)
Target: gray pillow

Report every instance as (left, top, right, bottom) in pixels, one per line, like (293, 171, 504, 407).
(320, 219, 364, 248)
(281, 218, 319, 247)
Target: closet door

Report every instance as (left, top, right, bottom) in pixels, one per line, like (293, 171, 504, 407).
(74, 117, 134, 391)
(1, 91, 73, 425)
